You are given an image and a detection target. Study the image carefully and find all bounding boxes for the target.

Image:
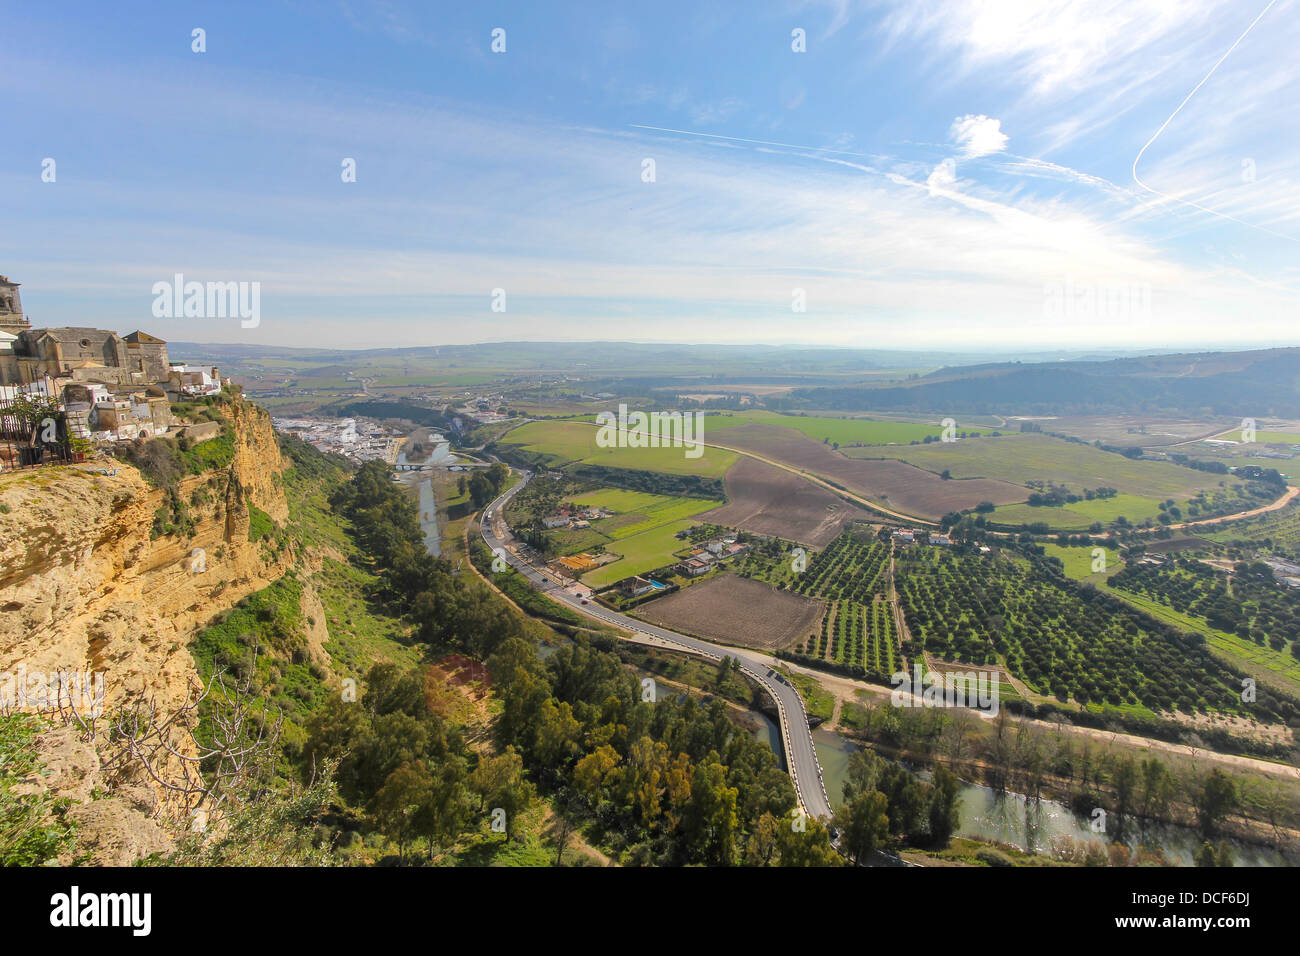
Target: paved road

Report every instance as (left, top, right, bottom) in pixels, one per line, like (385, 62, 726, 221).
(479, 471, 834, 822)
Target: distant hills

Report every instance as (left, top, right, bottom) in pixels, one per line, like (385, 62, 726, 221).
(170, 338, 1300, 418)
(170, 340, 1172, 377)
(789, 348, 1300, 418)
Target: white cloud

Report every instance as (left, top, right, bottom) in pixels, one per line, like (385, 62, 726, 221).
(926, 157, 957, 194)
(949, 114, 1008, 158)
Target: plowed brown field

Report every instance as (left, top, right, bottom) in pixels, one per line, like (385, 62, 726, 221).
(633, 574, 824, 651)
(705, 456, 869, 546)
(707, 424, 1025, 520)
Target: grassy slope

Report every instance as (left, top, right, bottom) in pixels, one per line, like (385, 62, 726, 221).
(191, 445, 420, 738)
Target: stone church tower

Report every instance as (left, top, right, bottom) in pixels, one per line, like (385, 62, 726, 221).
(0, 275, 31, 334)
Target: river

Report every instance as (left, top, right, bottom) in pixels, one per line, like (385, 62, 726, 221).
(395, 433, 456, 559)
(792, 725, 1295, 866)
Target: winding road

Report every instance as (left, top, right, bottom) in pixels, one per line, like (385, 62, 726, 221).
(479, 470, 834, 822)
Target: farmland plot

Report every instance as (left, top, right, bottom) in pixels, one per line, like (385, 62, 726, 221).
(893, 548, 1296, 722)
(631, 574, 826, 650)
(705, 423, 1024, 519)
(704, 456, 871, 546)
(768, 531, 902, 677)
(1107, 558, 1300, 688)
(867, 432, 1225, 499)
(497, 419, 737, 477)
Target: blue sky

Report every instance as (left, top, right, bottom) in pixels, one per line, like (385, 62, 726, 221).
(3, 0, 1299, 350)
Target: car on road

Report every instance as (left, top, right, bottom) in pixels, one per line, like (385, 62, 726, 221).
(581, 598, 589, 604)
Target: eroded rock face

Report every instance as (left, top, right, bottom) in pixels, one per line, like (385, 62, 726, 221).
(14, 725, 173, 866)
(0, 397, 294, 862)
(0, 399, 291, 716)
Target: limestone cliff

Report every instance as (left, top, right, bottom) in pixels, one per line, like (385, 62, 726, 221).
(0, 397, 292, 720)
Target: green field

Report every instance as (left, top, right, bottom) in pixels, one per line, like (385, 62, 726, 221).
(855, 433, 1227, 498)
(706, 409, 990, 446)
(1209, 428, 1300, 444)
(1041, 542, 1121, 581)
(567, 487, 716, 539)
(540, 486, 718, 588)
(497, 420, 736, 477)
(583, 519, 702, 588)
(993, 493, 1166, 530)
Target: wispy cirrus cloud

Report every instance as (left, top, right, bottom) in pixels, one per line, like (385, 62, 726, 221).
(2, 0, 1298, 350)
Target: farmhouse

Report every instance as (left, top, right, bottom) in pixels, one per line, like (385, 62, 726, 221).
(542, 515, 570, 529)
(616, 576, 658, 598)
(928, 533, 953, 546)
(677, 558, 711, 577)
(556, 553, 599, 574)
(892, 529, 916, 543)
(571, 519, 590, 529)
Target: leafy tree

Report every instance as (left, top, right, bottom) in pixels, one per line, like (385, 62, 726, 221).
(471, 746, 534, 839)
(1194, 841, 1233, 867)
(927, 765, 962, 847)
(775, 818, 843, 867)
(1139, 758, 1175, 820)
(573, 744, 620, 806)
(685, 755, 739, 865)
(414, 755, 473, 861)
(1196, 769, 1238, 836)
(374, 761, 432, 862)
(835, 790, 890, 864)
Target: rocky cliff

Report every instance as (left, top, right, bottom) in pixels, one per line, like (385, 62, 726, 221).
(0, 398, 292, 717)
